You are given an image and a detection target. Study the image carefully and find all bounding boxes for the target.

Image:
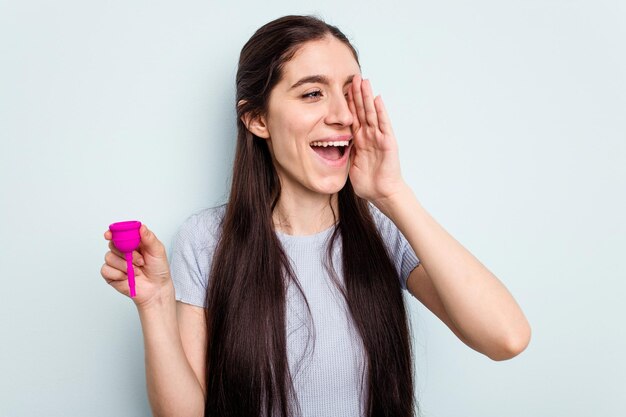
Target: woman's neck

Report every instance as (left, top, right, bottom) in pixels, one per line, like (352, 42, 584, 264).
(272, 187, 339, 236)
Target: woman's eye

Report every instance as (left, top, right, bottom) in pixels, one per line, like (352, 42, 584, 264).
(302, 90, 323, 99)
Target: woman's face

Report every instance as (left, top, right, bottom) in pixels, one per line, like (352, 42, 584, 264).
(255, 36, 361, 197)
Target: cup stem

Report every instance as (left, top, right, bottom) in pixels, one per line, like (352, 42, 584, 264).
(125, 252, 136, 298)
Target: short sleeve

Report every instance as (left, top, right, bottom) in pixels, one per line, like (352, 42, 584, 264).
(169, 206, 225, 307)
(368, 203, 420, 290)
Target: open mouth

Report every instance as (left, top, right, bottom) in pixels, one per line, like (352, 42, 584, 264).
(309, 139, 353, 161)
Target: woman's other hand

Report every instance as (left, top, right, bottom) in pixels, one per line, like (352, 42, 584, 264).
(347, 74, 407, 206)
(100, 224, 174, 309)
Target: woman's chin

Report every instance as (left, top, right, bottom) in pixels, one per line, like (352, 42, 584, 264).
(313, 175, 349, 195)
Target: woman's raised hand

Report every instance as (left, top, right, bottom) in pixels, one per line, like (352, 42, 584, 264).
(347, 74, 407, 205)
(100, 224, 174, 309)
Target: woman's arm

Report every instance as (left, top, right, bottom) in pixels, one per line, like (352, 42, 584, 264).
(345, 74, 530, 360)
(175, 301, 208, 396)
(138, 289, 206, 417)
(102, 226, 205, 416)
(377, 186, 531, 360)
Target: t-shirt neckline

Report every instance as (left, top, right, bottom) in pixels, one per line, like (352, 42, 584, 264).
(274, 223, 337, 242)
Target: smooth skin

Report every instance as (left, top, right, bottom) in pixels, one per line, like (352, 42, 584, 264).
(346, 73, 531, 360)
(102, 226, 205, 417)
(101, 36, 530, 417)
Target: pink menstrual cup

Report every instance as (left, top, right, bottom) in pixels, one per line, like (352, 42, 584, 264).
(109, 221, 142, 298)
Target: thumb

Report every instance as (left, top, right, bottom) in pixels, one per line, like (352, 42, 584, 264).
(138, 224, 166, 258)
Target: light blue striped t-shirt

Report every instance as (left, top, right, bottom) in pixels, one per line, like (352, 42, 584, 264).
(169, 202, 420, 417)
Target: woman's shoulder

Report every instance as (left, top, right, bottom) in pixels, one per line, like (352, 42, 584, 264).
(366, 201, 409, 251)
(174, 203, 227, 250)
(184, 203, 227, 228)
(365, 201, 420, 288)
(170, 204, 227, 305)
(366, 201, 393, 232)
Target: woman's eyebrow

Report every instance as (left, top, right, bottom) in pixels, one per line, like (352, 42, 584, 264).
(289, 74, 356, 90)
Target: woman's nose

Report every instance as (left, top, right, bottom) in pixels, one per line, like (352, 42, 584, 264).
(325, 91, 354, 126)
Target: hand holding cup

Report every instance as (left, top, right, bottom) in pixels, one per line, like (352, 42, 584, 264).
(101, 222, 174, 308)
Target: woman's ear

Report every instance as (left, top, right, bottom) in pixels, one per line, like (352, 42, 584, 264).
(238, 100, 270, 139)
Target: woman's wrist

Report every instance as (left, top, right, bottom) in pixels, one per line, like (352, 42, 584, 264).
(136, 282, 177, 316)
(371, 181, 415, 219)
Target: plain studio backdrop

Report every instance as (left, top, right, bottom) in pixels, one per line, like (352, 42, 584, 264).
(1, 1, 624, 416)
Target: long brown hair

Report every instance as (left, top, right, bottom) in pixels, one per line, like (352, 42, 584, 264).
(204, 15, 416, 417)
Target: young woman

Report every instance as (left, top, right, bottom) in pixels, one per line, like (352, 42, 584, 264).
(101, 15, 530, 417)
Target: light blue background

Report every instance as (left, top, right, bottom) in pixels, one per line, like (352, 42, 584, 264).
(1, 1, 625, 416)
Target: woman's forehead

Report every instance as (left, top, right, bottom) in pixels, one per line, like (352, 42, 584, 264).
(280, 38, 360, 88)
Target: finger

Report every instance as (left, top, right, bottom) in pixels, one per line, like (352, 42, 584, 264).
(105, 251, 129, 272)
(105, 251, 145, 275)
(138, 224, 166, 259)
(134, 251, 145, 266)
(362, 79, 379, 128)
(351, 74, 367, 127)
(100, 263, 127, 283)
(347, 87, 360, 133)
(132, 250, 145, 266)
(104, 230, 112, 240)
(108, 241, 123, 258)
(349, 143, 357, 163)
(108, 242, 145, 266)
(107, 275, 132, 297)
(374, 95, 393, 135)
